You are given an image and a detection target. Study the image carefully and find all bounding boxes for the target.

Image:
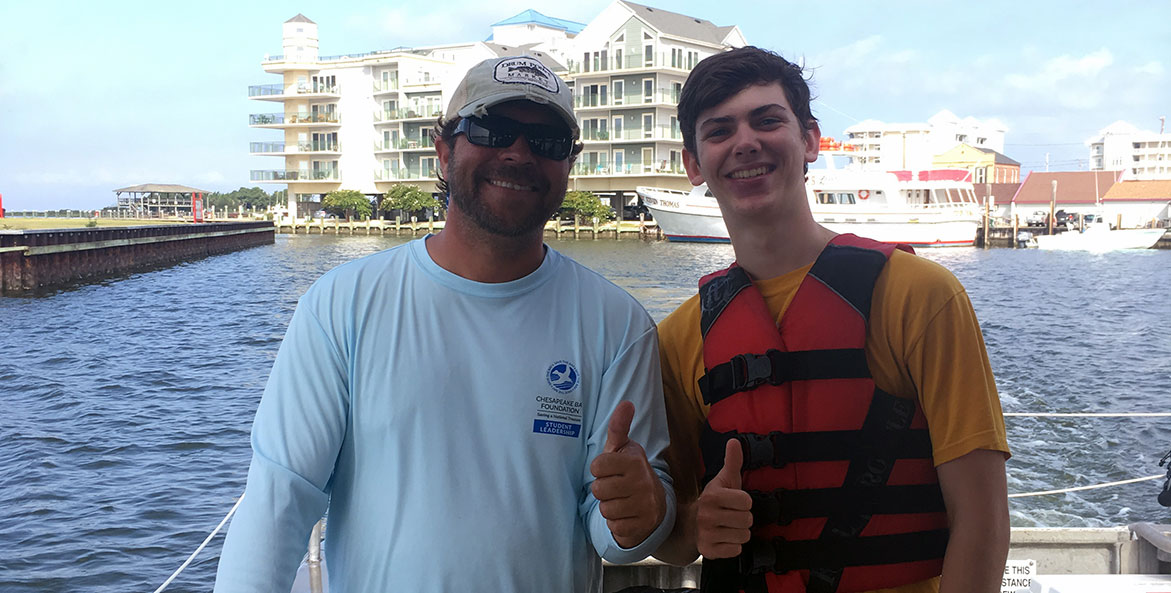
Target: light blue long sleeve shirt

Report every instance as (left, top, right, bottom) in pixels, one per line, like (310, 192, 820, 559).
(214, 238, 675, 592)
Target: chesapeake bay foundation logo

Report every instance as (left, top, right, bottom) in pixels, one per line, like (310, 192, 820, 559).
(546, 360, 579, 393)
(493, 57, 559, 93)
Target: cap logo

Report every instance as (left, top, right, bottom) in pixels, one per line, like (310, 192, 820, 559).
(493, 57, 558, 93)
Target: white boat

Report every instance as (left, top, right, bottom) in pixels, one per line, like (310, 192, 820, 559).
(1031, 223, 1165, 251)
(637, 168, 983, 247)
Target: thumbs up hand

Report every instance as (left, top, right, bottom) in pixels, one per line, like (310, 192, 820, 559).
(590, 401, 667, 548)
(695, 438, 753, 558)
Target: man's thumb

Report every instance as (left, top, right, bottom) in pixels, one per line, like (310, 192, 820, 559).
(604, 401, 634, 453)
(715, 438, 743, 488)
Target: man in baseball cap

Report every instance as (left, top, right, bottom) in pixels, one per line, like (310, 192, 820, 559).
(214, 54, 675, 593)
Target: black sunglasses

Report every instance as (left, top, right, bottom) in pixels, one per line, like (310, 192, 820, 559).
(455, 115, 575, 161)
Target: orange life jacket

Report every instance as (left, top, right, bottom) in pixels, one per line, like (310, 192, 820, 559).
(697, 234, 948, 593)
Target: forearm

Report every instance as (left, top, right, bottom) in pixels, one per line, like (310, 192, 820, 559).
(938, 511, 1009, 593)
(653, 499, 699, 565)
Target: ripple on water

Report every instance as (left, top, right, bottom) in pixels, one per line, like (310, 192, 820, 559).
(2, 238, 1169, 592)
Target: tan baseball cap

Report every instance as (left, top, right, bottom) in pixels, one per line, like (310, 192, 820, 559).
(446, 55, 578, 136)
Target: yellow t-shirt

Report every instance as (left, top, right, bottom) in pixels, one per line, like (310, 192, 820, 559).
(658, 249, 1010, 593)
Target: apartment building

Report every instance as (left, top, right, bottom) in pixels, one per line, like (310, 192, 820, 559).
(1087, 120, 1171, 180)
(843, 110, 1007, 172)
(247, 3, 743, 217)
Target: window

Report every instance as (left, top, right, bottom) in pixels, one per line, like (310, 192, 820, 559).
(593, 52, 600, 72)
(421, 157, 437, 178)
(643, 113, 653, 138)
(583, 52, 590, 73)
(672, 82, 682, 104)
(614, 150, 625, 174)
(600, 50, 608, 71)
(614, 117, 624, 139)
(615, 48, 624, 70)
(670, 116, 679, 139)
(671, 48, 682, 68)
(643, 78, 653, 103)
(601, 84, 607, 106)
(644, 44, 653, 66)
(975, 168, 986, 183)
(613, 80, 624, 105)
(642, 147, 654, 172)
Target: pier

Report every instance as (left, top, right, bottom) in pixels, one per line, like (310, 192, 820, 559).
(0, 221, 274, 294)
(275, 216, 664, 240)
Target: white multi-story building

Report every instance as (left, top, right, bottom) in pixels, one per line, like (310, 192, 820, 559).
(1086, 120, 1171, 180)
(248, 3, 744, 217)
(842, 110, 1007, 171)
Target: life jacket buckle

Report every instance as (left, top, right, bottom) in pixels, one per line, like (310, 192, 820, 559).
(731, 352, 773, 391)
(740, 537, 784, 575)
(751, 490, 794, 526)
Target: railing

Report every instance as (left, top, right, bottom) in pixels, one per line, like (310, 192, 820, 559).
(374, 168, 436, 181)
(373, 80, 400, 93)
(250, 169, 340, 182)
(249, 142, 286, 153)
(247, 83, 339, 97)
(581, 127, 682, 142)
(576, 88, 681, 109)
(248, 84, 284, 97)
(250, 113, 285, 125)
(375, 107, 442, 122)
(571, 162, 685, 176)
(287, 113, 340, 124)
(299, 141, 339, 152)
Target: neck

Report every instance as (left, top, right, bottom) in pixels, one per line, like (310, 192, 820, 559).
(725, 201, 836, 281)
(425, 220, 546, 283)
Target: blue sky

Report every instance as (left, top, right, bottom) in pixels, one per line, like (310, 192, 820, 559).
(1, 1, 1166, 210)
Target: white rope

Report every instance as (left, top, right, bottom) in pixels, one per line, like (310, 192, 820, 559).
(1009, 475, 1164, 498)
(1005, 412, 1171, 417)
(152, 493, 245, 593)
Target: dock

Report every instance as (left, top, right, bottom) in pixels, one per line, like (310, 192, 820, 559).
(0, 221, 274, 294)
(275, 216, 664, 240)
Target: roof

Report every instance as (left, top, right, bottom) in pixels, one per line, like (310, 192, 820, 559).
(492, 9, 585, 34)
(113, 184, 211, 194)
(974, 183, 1021, 206)
(619, 1, 733, 45)
(285, 14, 315, 24)
(971, 145, 1020, 166)
(1102, 180, 1171, 202)
(1011, 171, 1122, 205)
(481, 44, 567, 71)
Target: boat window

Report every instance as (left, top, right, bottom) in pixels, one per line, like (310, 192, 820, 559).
(817, 192, 834, 204)
(704, 189, 714, 197)
(934, 189, 948, 204)
(838, 193, 856, 205)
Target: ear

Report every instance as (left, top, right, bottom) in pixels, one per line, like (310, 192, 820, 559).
(435, 136, 453, 171)
(682, 147, 705, 186)
(804, 120, 822, 165)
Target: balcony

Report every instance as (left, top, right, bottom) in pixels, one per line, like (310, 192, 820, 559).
(250, 169, 340, 182)
(247, 83, 341, 101)
(374, 167, 436, 181)
(374, 107, 442, 123)
(576, 88, 681, 110)
(373, 80, 400, 95)
(568, 53, 697, 75)
(249, 141, 286, 154)
(571, 161, 686, 176)
(250, 112, 341, 127)
(580, 127, 683, 143)
(249, 141, 340, 155)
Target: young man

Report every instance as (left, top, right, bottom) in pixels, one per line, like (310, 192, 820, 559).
(214, 55, 675, 593)
(653, 47, 1010, 593)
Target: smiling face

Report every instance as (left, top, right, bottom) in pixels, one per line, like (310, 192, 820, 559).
(682, 82, 820, 224)
(436, 100, 573, 238)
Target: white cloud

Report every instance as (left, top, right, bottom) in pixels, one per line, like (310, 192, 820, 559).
(1003, 48, 1113, 94)
(1135, 61, 1164, 76)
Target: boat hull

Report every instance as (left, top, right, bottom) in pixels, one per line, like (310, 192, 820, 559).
(645, 204, 979, 247)
(1032, 228, 1165, 251)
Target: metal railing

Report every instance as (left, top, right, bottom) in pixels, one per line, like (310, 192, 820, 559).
(576, 88, 681, 109)
(571, 162, 685, 176)
(249, 142, 286, 153)
(248, 84, 284, 97)
(373, 80, 400, 93)
(375, 107, 442, 122)
(250, 113, 284, 125)
(250, 169, 340, 182)
(374, 168, 436, 181)
(581, 127, 682, 142)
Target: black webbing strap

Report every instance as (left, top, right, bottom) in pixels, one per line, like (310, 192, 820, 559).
(806, 243, 891, 323)
(699, 348, 871, 406)
(806, 389, 933, 593)
(699, 266, 753, 338)
(748, 484, 946, 526)
(698, 423, 934, 486)
(738, 529, 950, 575)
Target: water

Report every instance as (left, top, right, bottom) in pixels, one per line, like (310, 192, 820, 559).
(1, 235, 1169, 592)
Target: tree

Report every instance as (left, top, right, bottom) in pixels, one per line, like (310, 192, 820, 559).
(559, 191, 615, 223)
(323, 189, 373, 221)
(382, 185, 443, 219)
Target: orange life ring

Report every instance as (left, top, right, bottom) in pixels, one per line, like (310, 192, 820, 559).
(858, 190, 870, 200)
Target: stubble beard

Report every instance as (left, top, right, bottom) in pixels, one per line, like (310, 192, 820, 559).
(447, 160, 566, 238)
